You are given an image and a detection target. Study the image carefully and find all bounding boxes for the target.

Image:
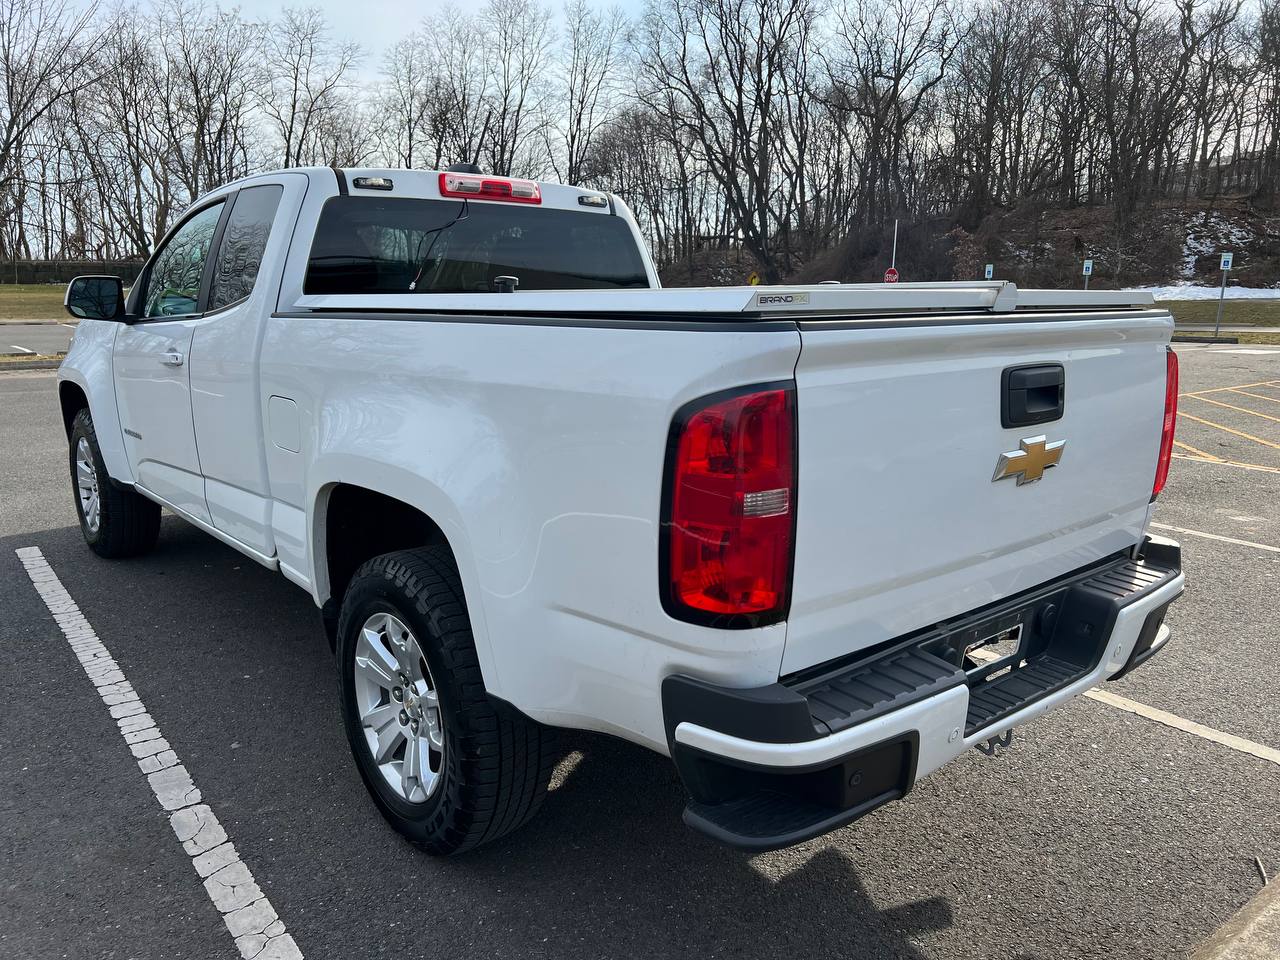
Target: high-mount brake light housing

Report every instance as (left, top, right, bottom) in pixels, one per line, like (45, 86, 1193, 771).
(660, 383, 797, 629)
(438, 172, 541, 204)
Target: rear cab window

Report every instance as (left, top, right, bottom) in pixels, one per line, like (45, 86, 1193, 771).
(304, 196, 650, 295)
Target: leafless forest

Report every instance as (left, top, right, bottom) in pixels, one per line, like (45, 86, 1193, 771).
(3, 0, 1280, 284)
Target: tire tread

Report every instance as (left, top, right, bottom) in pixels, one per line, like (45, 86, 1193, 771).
(70, 408, 160, 558)
(337, 545, 557, 855)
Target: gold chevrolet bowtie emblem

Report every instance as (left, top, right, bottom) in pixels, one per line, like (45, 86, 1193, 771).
(992, 435, 1065, 485)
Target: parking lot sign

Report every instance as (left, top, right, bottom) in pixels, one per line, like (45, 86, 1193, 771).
(1216, 252, 1233, 335)
(1082, 259, 1093, 276)
(984, 263, 994, 280)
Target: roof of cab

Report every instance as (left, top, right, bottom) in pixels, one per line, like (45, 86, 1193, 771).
(327, 167, 615, 214)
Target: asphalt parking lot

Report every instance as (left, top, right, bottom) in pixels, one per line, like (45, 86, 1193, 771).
(2, 345, 1278, 960)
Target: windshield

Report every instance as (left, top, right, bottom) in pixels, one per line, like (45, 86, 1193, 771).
(304, 196, 650, 294)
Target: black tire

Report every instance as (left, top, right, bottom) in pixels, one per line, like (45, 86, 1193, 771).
(336, 546, 558, 855)
(69, 408, 161, 558)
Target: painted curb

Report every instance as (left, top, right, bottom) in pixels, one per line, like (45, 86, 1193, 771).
(0, 318, 74, 325)
(0, 359, 61, 371)
(1190, 878, 1279, 960)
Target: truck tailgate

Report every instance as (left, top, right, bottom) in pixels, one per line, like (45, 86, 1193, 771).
(782, 310, 1173, 675)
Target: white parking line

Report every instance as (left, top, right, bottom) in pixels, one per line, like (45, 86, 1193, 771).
(9, 344, 35, 354)
(15, 547, 303, 960)
(1087, 689, 1280, 767)
(1149, 521, 1280, 555)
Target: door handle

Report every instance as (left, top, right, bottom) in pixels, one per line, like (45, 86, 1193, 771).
(161, 349, 185, 367)
(1001, 363, 1064, 428)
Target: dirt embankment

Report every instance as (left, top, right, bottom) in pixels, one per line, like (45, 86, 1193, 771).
(660, 200, 1280, 290)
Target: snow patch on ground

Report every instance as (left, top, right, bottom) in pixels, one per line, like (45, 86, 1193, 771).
(1138, 284, 1280, 300)
(1179, 212, 1253, 279)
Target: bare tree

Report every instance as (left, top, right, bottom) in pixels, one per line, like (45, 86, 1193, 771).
(261, 6, 362, 168)
(0, 0, 103, 257)
(822, 0, 959, 230)
(482, 0, 554, 176)
(378, 33, 445, 169)
(549, 0, 627, 185)
(7, 0, 1280, 280)
(637, 0, 818, 282)
(148, 0, 264, 203)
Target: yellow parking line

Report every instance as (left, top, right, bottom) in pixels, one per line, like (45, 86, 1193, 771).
(1173, 440, 1223, 460)
(1185, 394, 1280, 424)
(1180, 412, 1280, 450)
(1179, 379, 1280, 398)
(1173, 454, 1280, 475)
(1230, 388, 1280, 405)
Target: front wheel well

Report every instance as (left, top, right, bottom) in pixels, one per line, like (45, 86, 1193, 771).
(59, 381, 89, 437)
(322, 484, 452, 612)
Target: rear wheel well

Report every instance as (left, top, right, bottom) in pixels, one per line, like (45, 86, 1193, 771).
(323, 484, 451, 611)
(59, 381, 89, 437)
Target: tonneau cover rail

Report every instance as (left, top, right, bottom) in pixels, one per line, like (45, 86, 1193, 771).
(289, 282, 1155, 318)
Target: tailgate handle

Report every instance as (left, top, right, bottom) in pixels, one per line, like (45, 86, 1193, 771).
(1001, 364, 1064, 428)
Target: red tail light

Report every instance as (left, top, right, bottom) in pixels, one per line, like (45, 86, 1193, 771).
(1152, 348, 1178, 499)
(661, 384, 797, 627)
(438, 171, 541, 204)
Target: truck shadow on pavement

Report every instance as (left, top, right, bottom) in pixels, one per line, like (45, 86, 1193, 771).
(4, 520, 962, 959)
(478, 731, 958, 958)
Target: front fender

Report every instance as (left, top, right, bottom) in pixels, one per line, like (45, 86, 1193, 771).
(58, 320, 133, 484)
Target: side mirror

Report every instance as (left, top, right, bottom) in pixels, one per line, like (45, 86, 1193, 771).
(65, 275, 126, 321)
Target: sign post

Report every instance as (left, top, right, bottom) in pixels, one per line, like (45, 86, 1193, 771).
(984, 263, 994, 280)
(1082, 258, 1093, 290)
(1215, 252, 1233, 338)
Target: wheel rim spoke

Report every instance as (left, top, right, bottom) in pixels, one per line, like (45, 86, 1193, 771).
(352, 611, 444, 804)
(361, 700, 400, 731)
(74, 438, 100, 533)
(423, 688, 444, 750)
(354, 627, 399, 688)
(370, 711, 404, 764)
(406, 738, 432, 802)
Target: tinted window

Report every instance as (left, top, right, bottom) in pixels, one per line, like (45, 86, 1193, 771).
(209, 185, 284, 310)
(144, 202, 224, 318)
(304, 196, 649, 294)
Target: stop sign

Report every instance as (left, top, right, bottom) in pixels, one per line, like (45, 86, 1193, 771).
(884, 267, 899, 283)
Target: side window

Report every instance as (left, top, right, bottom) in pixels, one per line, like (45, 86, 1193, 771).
(143, 202, 224, 318)
(209, 185, 284, 311)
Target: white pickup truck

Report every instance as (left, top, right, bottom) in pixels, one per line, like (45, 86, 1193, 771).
(58, 166, 1184, 854)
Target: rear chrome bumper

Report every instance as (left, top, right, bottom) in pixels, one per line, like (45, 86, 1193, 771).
(663, 535, 1184, 850)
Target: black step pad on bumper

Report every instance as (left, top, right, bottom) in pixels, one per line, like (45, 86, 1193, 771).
(792, 647, 963, 735)
(965, 654, 1083, 732)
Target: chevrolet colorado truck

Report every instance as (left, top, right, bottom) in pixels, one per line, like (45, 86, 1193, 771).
(57, 166, 1184, 854)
